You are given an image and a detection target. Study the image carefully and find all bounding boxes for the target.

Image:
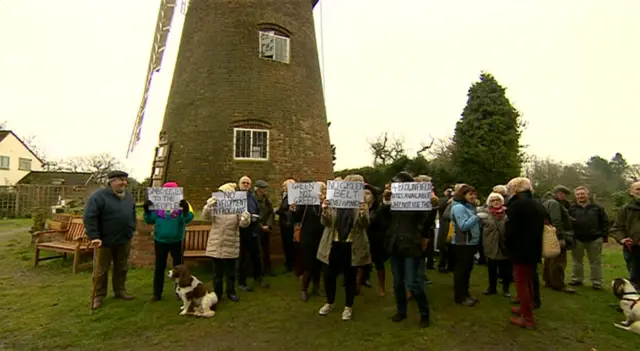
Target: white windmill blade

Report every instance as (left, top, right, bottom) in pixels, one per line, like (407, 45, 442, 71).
(127, 0, 186, 157)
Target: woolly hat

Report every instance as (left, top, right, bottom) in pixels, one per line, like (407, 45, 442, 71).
(163, 182, 178, 188)
(218, 182, 237, 193)
(552, 185, 571, 195)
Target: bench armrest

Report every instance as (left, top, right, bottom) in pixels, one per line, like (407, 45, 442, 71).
(33, 229, 68, 243)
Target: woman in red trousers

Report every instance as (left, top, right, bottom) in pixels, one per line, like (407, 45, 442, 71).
(504, 177, 546, 329)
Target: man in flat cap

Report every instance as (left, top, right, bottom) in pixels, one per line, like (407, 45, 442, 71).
(84, 170, 137, 309)
(542, 185, 576, 294)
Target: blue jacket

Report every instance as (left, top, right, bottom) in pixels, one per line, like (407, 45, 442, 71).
(83, 188, 137, 247)
(240, 191, 262, 237)
(450, 200, 481, 246)
(143, 210, 194, 244)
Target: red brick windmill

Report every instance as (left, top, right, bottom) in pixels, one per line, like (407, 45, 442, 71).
(128, 0, 333, 207)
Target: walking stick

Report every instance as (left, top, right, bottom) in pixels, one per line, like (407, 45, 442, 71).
(90, 243, 100, 312)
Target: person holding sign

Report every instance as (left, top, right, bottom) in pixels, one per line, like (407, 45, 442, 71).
(143, 182, 194, 301)
(316, 175, 371, 321)
(291, 181, 327, 302)
(376, 172, 431, 329)
(203, 182, 252, 302)
(359, 183, 388, 297)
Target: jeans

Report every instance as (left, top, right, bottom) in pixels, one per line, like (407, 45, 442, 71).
(212, 258, 237, 296)
(571, 238, 603, 286)
(239, 234, 263, 285)
(453, 245, 478, 303)
(153, 241, 183, 298)
(390, 255, 430, 318)
(324, 242, 357, 307)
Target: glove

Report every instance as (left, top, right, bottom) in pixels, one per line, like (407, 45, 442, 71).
(206, 197, 217, 207)
(179, 199, 189, 214)
(143, 200, 152, 213)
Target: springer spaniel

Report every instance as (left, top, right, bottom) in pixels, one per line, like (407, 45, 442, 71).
(611, 277, 640, 335)
(168, 265, 218, 317)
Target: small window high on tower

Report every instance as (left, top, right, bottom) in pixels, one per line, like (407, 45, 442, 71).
(259, 30, 290, 64)
(234, 128, 269, 160)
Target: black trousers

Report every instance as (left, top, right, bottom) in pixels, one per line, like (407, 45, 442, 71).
(260, 231, 272, 274)
(153, 240, 182, 298)
(487, 258, 512, 292)
(453, 245, 478, 303)
(280, 226, 295, 271)
(324, 242, 357, 307)
(212, 258, 237, 296)
(239, 234, 263, 285)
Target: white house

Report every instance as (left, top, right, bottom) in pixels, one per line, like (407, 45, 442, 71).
(0, 131, 44, 185)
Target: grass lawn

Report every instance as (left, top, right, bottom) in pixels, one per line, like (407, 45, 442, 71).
(1, 220, 637, 351)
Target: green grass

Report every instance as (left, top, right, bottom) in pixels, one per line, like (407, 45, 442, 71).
(0, 219, 637, 350)
(0, 218, 31, 230)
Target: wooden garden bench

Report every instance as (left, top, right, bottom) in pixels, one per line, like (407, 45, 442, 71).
(182, 225, 210, 260)
(33, 217, 92, 274)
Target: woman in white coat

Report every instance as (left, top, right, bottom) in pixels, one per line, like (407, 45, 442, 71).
(203, 182, 251, 302)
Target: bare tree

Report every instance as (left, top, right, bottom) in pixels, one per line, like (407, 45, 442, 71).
(416, 138, 435, 157)
(368, 132, 405, 166)
(58, 153, 126, 183)
(627, 164, 640, 182)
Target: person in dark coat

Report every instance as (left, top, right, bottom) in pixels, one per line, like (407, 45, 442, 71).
(505, 177, 546, 329)
(237, 176, 269, 291)
(292, 181, 327, 301)
(437, 187, 454, 273)
(277, 179, 297, 272)
(377, 172, 431, 328)
(360, 183, 388, 296)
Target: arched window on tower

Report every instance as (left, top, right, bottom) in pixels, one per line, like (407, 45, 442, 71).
(258, 24, 291, 64)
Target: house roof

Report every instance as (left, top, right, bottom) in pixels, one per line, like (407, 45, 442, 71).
(17, 171, 95, 186)
(0, 130, 45, 164)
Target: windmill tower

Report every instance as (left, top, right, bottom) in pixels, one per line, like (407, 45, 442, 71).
(129, 0, 334, 207)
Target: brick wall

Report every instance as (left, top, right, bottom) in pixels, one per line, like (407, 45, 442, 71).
(156, 0, 334, 209)
(130, 217, 285, 268)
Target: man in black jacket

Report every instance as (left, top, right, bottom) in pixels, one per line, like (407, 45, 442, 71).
(84, 170, 137, 309)
(568, 186, 608, 290)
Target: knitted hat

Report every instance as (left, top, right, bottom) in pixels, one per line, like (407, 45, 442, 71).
(552, 185, 571, 195)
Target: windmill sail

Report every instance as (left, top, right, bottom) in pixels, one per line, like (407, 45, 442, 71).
(127, 0, 187, 157)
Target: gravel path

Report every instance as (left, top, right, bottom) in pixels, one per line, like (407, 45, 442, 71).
(0, 226, 30, 239)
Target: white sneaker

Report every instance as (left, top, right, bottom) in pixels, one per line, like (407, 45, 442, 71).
(341, 307, 353, 321)
(318, 303, 333, 316)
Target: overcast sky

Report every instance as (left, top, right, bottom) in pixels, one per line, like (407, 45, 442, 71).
(1, 0, 638, 180)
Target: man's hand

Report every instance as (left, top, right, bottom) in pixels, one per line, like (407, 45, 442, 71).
(90, 239, 102, 248)
(421, 238, 429, 251)
(359, 202, 367, 214)
(621, 237, 633, 247)
(321, 199, 328, 210)
(383, 184, 391, 202)
(262, 225, 270, 232)
(289, 203, 296, 212)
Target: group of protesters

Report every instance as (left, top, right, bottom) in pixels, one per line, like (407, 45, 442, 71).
(83, 170, 640, 330)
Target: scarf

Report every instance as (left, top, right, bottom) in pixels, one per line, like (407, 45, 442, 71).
(488, 206, 506, 220)
(336, 208, 355, 242)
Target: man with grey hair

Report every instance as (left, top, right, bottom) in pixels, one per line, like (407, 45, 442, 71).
(84, 170, 137, 309)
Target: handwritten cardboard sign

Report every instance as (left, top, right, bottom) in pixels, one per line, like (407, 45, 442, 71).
(147, 187, 183, 211)
(211, 191, 248, 215)
(391, 182, 432, 211)
(287, 182, 321, 205)
(326, 181, 364, 208)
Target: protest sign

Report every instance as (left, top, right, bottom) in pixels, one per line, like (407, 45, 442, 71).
(211, 191, 248, 215)
(147, 187, 183, 211)
(390, 182, 432, 211)
(326, 181, 364, 208)
(287, 182, 321, 205)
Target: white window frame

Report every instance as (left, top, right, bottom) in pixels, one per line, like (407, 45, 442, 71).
(18, 158, 32, 171)
(233, 128, 269, 161)
(0, 156, 9, 170)
(258, 30, 290, 64)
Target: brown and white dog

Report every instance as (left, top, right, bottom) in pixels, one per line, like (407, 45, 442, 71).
(611, 277, 640, 335)
(168, 265, 218, 317)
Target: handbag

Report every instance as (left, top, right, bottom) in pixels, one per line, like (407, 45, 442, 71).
(293, 206, 307, 243)
(542, 224, 561, 259)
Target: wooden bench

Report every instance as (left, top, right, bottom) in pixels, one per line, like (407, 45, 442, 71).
(182, 225, 211, 260)
(33, 217, 92, 274)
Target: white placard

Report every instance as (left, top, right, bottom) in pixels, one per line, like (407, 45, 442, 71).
(287, 182, 320, 205)
(147, 187, 183, 211)
(391, 182, 432, 211)
(326, 181, 364, 208)
(211, 191, 248, 215)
